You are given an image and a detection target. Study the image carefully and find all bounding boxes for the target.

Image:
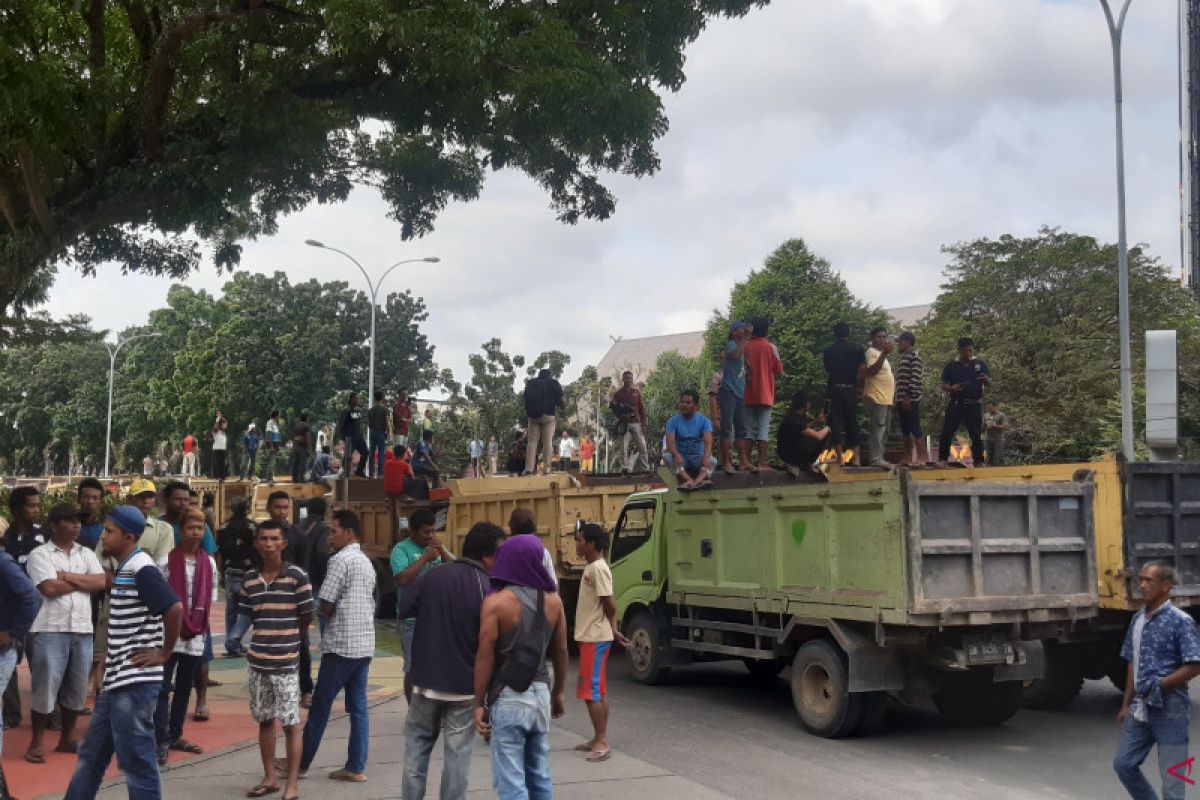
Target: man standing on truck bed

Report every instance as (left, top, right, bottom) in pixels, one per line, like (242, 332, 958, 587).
(863, 327, 895, 467)
(574, 524, 631, 763)
(938, 337, 989, 467)
(742, 317, 784, 473)
(823, 322, 865, 467)
(523, 368, 564, 475)
(1113, 561, 1200, 800)
(612, 370, 650, 473)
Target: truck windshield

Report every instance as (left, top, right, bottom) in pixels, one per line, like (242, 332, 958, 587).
(611, 501, 656, 563)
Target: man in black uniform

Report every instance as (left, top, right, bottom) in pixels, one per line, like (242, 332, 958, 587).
(822, 322, 866, 466)
(938, 337, 991, 466)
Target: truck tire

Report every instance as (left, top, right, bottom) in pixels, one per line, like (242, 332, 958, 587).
(1022, 643, 1084, 710)
(934, 669, 1023, 726)
(742, 658, 786, 684)
(625, 610, 670, 685)
(791, 640, 863, 738)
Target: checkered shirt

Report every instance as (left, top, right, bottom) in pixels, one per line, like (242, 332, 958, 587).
(319, 542, 376, 659)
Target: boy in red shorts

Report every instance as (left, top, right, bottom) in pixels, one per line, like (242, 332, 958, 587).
(573, 524, 630, 762)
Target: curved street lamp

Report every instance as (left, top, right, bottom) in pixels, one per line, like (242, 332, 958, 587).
(104, 331, 162, 477)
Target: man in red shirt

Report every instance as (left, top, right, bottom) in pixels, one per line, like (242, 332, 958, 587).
(181, 434, 198, 477)
(742, 317, 784, 472)
(392, 390, 413, 449)
(611, 372, 649, 472)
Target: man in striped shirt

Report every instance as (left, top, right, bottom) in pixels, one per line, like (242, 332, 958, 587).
(65, 506, 182, 800)
(241, 519, 313, 800)
(894, 332, 928, 465)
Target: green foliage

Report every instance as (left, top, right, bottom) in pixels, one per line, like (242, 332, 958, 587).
(0, 0, 767, 321)
(917, 228, 1200, 461)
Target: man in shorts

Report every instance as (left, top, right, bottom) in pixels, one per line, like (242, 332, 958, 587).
(742, 317, 784, 472)
(573, 524, 630, 763)
(240, 519, 313, 799)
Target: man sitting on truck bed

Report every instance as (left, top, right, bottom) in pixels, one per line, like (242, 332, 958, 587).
(664, 389, 716, 489)
(776, 391, 830, 476)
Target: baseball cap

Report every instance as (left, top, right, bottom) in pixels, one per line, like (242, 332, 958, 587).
(128, 478, 157, 497)
(106, 506, 146, 537)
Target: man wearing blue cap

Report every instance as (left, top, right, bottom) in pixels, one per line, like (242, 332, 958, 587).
(65, 506, 183, 800)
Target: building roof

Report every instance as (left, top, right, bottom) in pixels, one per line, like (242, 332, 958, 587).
(594, 331, 707, 383)
(887, 304, 933, 329)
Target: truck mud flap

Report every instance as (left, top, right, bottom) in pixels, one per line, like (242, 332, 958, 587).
(828, 620, 905, 693)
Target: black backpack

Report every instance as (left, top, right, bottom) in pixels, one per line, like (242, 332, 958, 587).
(487, 589, 547, 705)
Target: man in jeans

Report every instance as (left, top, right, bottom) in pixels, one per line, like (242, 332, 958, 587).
(612, 371, 650, 472)
(367, 391, 391, 478)
(299, 510, 376, 782)
(400, 522, 506, 799)
(523, 368, 563, 475)
(1113, 562, 1200, 800)
(66, 506, 183, 800)
(0, 548, 42, 797)
(474, 534, 569, 800)
(863, 327, 895, 467)
(391, 508, 449, 704)
(24, 504, 106, 764)
(217, 499, 257, 657)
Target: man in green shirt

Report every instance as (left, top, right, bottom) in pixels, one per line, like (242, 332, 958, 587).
(389, 508, 450, 704)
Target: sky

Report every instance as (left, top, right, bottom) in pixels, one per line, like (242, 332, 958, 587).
(45, 0, 1185, 388)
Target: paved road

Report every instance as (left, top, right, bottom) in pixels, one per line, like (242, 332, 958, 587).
(553, 657, 1200, 800)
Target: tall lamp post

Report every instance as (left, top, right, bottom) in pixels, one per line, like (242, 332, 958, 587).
(104, 332, 162, 477)
(1101, 0, 1136, 461)
(305, 240, 439, 404)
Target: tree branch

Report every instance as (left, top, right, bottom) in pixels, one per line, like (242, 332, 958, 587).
(17, 145, 55, 240)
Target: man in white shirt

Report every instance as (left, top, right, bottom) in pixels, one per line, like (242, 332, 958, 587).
(24, 504, 106, 763)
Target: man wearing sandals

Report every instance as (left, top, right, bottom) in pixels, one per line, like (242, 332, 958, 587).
(664, 390, 717, 489)
(24, 504, 106, 765)
(154, 509, 217, 765)
(65, 506, 183, 800)
(241, 520, 313, 800)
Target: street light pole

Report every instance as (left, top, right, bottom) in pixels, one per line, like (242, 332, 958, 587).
(104, 332, 162, 477)
(305, 240, 439, 405)
(1101, 0, 1137, 461)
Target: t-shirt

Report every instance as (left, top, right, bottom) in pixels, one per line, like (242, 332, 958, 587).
(26, 541, 104, 633)
(941, 358, 990, 402)
(213, 430, 227, 451)
(217, 517, 258, 590)
(368, 404, 390, 433)
(575, 559, 614, 643)
(292, 421, 311, 448)
(580, 439, 595, 459)
(413, 440, 436, 470)
(612, 387, 646, 425)
(743, 337, 783, 407)
(487, 440, 499, 458)
(78, 521, 104, 549)
(895, 350, 925, 403)
(142, 457, 154, 476)
(104, 549, 179, 691)
(239, 564, 313, 673)
(558, 437, 576, 459)
(824, 340, 865, 387)
(469, 440, 484, 459)
(340, 408, 363, 439)
(393, 403, 412, 435)
(707, 369, 723, 397)
(160, 554, 219, 656)
(863, 346, 895, 405)
(2, 527, 45, 572)
(390, 539, 441, 623)
(984, 410, 1009, 441)
(720, 340, 746, 397)
(182, 435, 196, 454)
(266, 419, 281, 444)
(665, 413, 713, 466)
(777, 412, 823, 467)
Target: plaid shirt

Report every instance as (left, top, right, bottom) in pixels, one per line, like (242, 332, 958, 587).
(319, 543, 376, 659)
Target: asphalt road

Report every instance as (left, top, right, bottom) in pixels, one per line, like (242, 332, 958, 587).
(553, 657, 1199, 800)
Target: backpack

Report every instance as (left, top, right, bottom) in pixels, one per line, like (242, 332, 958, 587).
(487, 589, 547, 705)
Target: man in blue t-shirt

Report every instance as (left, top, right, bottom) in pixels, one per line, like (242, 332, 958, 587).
(664, 390, 717, 489)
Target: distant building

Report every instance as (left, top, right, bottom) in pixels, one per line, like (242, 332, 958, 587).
(887, 304, 932, 329)
(594, 331, 707, 383)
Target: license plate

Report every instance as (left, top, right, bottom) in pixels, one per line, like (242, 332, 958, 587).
(965, 641, 1009, 665)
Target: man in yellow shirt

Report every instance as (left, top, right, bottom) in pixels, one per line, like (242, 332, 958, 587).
(863, 327, 896, 468)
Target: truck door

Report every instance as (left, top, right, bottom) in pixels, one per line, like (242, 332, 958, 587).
(609, 498, 662, 618)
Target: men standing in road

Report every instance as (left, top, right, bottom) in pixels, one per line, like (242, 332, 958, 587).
(938, 337, 990, 467)
(612, 371, 650, 473)
(368, 391, 391, 478)
(391, 508, 450, 704)
(474, 534, 568, 797)
(524, 368, 564, 475)
(299, 510, 376, 783)
(0, 547, 41, 797)
(400, 522, 507, 799)
(217, 498, 257, 658)
(65, 506, 183, 800)
(263, 491, 312, 705)
(291, 413, 312, 484)
(863, 327, 895, 467)
(823, 322, 866, 467)
(241, 422, 261, 480)
(240, 519, 312, 800)
(1113, 562, 1200, 800)
(181, 433, 198, 477)
(24, 504, 106, 764)
(983, 402, 1010, 467)
(894, 332, 927, 466)
(742, 317, 784, 473)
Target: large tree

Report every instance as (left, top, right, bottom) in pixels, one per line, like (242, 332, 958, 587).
(917, 228, 1200, 462)
(0, 0, 767, 327)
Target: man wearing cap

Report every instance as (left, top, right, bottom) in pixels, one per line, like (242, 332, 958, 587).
(24, 504, 106, 764)
(119, 479, 174, 566)
(65, 506, 183, 800)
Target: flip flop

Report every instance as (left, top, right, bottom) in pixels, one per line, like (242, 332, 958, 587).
(246, 785, 281, 798)
(328, 770, 366, 782)
(170, 739, 203, 754)
(586, 748, 612, 762)
(24, 748, 46, 764)
(192, 706, 210, 722)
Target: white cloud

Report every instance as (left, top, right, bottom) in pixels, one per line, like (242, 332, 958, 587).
(45, 0, 1184, 389)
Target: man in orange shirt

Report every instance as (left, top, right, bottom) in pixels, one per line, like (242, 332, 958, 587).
(742, 317, 784, 472)
(181, 434, 198, 477)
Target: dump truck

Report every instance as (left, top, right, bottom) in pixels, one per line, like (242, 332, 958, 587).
(611, 467, 1098, 738)
(900, 455, 1200, 709)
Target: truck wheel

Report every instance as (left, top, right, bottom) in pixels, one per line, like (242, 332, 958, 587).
(1022, 643, 1083, 710)
(625, 610, 670, 685)
(934, 669, 1022, 726)
(742, 658, 786, 684)
(791, 640, 863, 738)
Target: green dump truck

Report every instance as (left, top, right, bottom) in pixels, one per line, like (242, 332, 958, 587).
(611, 468, 1098, 738)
